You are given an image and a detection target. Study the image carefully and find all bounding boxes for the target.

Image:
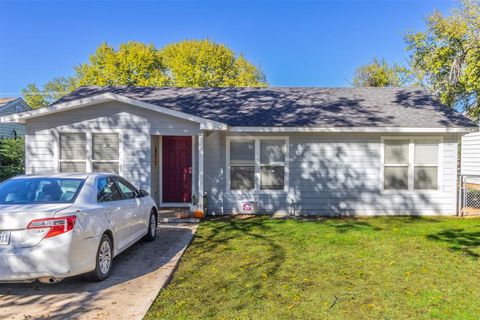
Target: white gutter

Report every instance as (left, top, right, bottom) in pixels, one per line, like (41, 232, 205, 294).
(228, 126, 479, 133)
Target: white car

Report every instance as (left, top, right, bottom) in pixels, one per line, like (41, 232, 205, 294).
(0, 173, 158, 283)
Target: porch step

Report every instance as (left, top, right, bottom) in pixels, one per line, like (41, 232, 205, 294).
(158, 207, 200, 223)
(159, 217, 200, 223)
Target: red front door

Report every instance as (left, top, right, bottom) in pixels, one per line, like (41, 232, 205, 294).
(162, 136, 192, 203)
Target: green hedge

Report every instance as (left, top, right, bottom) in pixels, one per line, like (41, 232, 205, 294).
(0, 138, 25, 182)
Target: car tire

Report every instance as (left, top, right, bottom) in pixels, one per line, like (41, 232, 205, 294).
(85, 234, 113, 282)
(144, 210, 157, 242)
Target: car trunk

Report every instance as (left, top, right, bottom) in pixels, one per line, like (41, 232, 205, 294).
(0, 204, 72, 248)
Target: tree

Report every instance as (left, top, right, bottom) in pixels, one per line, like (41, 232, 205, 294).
(406, 0, 480, 119)
(22, 84, 47, 109)
(22, 40, 267, 107)
(0, 138, 24, 181)
(353, 58, 410, 87)
(160, 39, 266, 87)
(22, 77, 77, 109)
(76, 42, 168, 87)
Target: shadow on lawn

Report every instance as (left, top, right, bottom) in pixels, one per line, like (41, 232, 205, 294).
(196, 217, 286, 278)
(427, 229, 480, 259)
(317, 219, 382, 233)
(293, 215, 440, 233)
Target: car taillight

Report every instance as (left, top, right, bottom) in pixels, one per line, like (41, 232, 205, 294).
(27, 216, 77, 238)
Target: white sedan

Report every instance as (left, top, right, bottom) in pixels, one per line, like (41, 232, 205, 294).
(0, 173, 158, 283)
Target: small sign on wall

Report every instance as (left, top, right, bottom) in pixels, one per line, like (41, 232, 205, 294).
(239, 200, 258, 214)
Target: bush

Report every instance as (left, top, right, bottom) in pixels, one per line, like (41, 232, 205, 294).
(0, 138, 25, 182)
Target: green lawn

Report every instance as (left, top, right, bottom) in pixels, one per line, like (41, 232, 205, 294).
(146, 216, 480, 320)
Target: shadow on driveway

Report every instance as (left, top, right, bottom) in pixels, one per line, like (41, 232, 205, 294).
(0, 224, 196, 320)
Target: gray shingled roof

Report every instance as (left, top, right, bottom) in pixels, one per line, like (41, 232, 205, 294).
(52, 86, 477, 128)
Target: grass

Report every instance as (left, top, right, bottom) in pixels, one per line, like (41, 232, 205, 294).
(146, 216, 480, 319)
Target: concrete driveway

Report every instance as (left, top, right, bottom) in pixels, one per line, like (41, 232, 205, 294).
(0, 223, 198, 320)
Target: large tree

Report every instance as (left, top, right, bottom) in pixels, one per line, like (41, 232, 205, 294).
(352, 1, 479, 120)
(23, 40, 267, 108)
(160, 39, 266, 87)
(406, 0, 480, 118)
(353, 58, 410, 87)
(76, 42, 168, 87)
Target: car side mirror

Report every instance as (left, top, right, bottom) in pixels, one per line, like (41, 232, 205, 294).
(138, 189, 150, 197)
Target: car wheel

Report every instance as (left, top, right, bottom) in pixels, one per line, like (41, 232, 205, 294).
(85, 234, 113, 282)
(144, 210, 157, 242)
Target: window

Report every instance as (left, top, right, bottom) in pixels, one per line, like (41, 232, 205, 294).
(59, 133, 87, 173)
(114, 177, 139, 199)
(260, 140, 286, 190)
(228, 137, 288, 191)
(97, 177, 122, 202)
(230, 140, 255, 190)
(58, 132, 120, 174)
(383, 138, 440, 191)
(93, 133, 120, 174)
(0, 178, 84, 204)
(414, 140, 439, 190)
(384, 140, 409, 190)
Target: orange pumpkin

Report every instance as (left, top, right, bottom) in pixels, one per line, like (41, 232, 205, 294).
(193, 209, 205, 218)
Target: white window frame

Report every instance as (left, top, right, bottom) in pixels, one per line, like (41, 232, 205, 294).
(55, 129, 123, 175)
(380, 136, 443, 193)
(226, 136, 289, 193)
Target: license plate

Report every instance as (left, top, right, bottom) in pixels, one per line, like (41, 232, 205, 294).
(0, 231, 11, 245)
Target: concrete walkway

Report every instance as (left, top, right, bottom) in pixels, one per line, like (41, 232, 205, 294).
(0, 223, 198, 320)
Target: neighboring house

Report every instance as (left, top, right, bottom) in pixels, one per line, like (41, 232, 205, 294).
(1, 86, 478, 216)
(0, 97, 31, 139)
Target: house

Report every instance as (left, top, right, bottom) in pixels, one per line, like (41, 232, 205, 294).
(1, 86, 478, 216)
(0, 97, 31, 139)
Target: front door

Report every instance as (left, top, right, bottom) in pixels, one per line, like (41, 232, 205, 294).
(162, 136, 192, 203)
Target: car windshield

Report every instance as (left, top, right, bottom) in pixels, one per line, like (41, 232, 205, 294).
(0, 178, 85, 205)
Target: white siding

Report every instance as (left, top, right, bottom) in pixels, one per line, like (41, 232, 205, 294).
(205, 132, 459, 216)
(24, 100, 461, 216)
(25, 101, 201, 191)
(461, 132, 480, 176)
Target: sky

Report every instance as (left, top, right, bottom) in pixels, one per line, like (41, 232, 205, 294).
(0, 0, 457, 98)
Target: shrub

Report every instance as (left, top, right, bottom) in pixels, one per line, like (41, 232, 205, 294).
(0, 138, 25, 181)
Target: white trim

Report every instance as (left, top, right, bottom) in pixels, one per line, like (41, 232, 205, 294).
(198, 133, 204, 210)
(1, 93, 228, 130)
(24, 134, 30, 174)
(55, 129, 123, 175)
(192, 135, 196, 197)
(254, 139, 261, 191)
(380, 136, 443, 193)
(229, 126, 478, 133)
(226, 136, 289, 193)
(86, 132, 93, 173)
(158, 136, 163, 205)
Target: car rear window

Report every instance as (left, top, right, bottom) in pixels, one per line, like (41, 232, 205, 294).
(0, 178, 85, 204)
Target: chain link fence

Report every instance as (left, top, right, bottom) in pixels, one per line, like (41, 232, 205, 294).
(459, 175, 480, 216)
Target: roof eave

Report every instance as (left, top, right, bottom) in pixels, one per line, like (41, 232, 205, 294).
(228, 126, 479, 133)
(0, 93, 228, 130)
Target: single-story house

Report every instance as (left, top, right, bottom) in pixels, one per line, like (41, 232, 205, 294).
(1, 86, 478, 216)
(0, 97, 31, 139)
